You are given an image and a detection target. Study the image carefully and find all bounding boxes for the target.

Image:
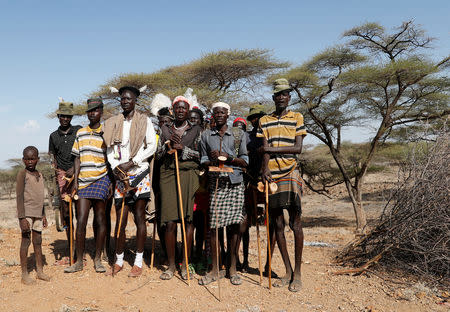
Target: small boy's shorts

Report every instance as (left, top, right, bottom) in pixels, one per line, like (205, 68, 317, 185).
(25, 217, 43, 232)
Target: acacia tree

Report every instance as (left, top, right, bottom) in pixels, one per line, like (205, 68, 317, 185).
(89, 49, 288, 116)
(276, 21, 449, 231)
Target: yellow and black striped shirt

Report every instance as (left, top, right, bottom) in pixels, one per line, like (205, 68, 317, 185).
(71, 125, 107, 188)
(256, 111, 307, 179)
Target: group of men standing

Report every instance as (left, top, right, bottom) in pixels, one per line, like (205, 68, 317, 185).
(48, 78, 306, 292)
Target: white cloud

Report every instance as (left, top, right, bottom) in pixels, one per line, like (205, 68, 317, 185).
(17, 120, 41, 133)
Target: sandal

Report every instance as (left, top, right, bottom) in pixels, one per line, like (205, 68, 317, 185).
(198, 273, 218, 286)
(288, 279, 302, 292)
(53, 257, 70, 266)
(230, 274, 242, 286)
(105, 264, 123, 276)
(64, 262, 83, 273)
(94, 261, 106, 273)
(181, 266, 194, 280)
(273, 276, 291, 288)
(159, 269, 174, 280)
(128, 265, 142, 277)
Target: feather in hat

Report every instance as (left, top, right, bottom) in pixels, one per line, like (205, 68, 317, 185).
(150, 93, 172, 117)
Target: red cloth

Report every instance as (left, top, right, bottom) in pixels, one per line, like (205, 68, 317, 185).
(233, 117, 247, 126)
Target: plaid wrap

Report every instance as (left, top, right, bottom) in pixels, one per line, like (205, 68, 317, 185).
(77, 174, 111, 201)
(269, 169, 303, 214)
(209, 173, 245, 228)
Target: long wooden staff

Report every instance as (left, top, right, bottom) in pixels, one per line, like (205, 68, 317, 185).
(265, 181, 272, 290)
(68, 189, 78, 266)
(173, 149, 190, 285)
(150, 214, 156, 271)
(212, 174, 221, 300)
(207, 136, 233, 301)
(148, 157, 156, 271)
(113, 167, 130, 277)
(252, 186, 263, 285)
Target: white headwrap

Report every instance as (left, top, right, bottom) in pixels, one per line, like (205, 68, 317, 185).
(211, 102, 230, 114)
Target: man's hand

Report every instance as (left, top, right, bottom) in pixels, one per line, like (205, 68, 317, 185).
(65, 167, 74, 178)
(72, 180, 78, 194)
(19, 218, 30, 232)
(42, 216, 48, 228)
(172, 143, 183, 150)
(170, 133, 181, 145)
(261, 168, 272, 183)
(116, 161, 134, 178)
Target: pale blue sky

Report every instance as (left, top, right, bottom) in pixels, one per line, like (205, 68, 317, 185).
(1, 0, 448, 167)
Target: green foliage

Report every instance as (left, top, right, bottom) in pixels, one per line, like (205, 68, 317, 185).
(80, 49, 288, 117)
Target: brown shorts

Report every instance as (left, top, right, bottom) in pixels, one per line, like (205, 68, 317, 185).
(25, 217, 43, 232)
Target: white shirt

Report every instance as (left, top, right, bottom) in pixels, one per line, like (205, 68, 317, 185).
(107, 117, 157, 175)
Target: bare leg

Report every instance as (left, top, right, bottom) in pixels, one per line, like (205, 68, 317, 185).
(93, 200, 106, 272)
(264, 218, 276, 277)
(227, 224, 241, 282)
(114, 203, 129, 256)
(181, 222, 194, 278)
(104, 198, 112, 261)
(133, 199, 148, 254)
(218, 227, 226, 267)
(65, 198, 91, 273)
(20, 231, 34, 284)
(288, 206, 303, 292)
(162, 221, 177, 276)
(272, 209, 293, 287)
(33, 230, 50, 281)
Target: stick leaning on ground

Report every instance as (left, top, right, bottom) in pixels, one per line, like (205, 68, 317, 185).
(68, 189, 78, 266)
(166, 141, 190, 285)
(265, 181, 272, 290)
(252, 186, 263, 286)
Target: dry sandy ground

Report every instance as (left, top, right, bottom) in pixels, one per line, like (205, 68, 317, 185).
(0, 170, 448, 312)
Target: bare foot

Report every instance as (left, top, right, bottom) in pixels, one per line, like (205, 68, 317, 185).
(37, 271, 51, 281)
(64, 261, 83, 273)
(272, 273, 291, 287)
(21, 273, 36, 285)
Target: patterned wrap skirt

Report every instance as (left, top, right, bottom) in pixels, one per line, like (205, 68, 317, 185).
(269, 169, 303, 214)
(78, 174, 111, 201)
(114, 168, 151, 208)
(208, 173, 245, 229)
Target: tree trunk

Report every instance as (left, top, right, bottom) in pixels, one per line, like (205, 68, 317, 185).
(343, 180, 367, 232)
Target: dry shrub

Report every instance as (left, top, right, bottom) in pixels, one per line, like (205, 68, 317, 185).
(335, 130, 450, 286)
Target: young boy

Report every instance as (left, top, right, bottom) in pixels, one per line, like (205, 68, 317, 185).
(64, 98, 111, 273)
(16, 146, 51, 285)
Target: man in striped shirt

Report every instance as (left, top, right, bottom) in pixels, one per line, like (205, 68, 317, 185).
(65, 98, 111, 274)
(257, 78, 307, 292)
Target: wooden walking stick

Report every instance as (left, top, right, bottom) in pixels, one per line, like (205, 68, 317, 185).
(68, 189, 78, 266)
(252, 187, 263, 286)
(166, 142, 191, 285)
(265, 181, 272, 290)
(150, 214, 156, 271)
(209, 138, 233, 301)
(112, 167, 135, 277)
(148, 157, 157, 271)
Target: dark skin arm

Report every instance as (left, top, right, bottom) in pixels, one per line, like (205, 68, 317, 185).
(72, 156, 80, 193)
(260, 135, 304, 183)
(204, 150, 247, 168)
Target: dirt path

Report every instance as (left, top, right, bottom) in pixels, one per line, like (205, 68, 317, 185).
(0, 172, 447, 311)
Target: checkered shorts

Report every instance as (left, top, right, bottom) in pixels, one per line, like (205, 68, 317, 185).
(208, 175, 245, 228)
(78, 175, 110, 201)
